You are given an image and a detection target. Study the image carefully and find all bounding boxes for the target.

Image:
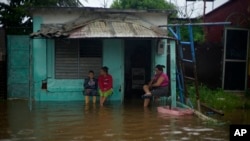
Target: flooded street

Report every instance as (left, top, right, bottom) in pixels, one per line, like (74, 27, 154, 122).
(1, 99, 246, 141)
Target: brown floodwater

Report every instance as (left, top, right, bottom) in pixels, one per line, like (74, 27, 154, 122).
(0, 99, 248, 141)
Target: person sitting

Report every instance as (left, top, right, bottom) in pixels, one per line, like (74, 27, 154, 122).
(84, 70, 98, 104)
(142, 64, 169, 107)
(98, 66, 113, 106)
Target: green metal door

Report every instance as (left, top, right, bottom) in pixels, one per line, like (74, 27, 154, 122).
(103, 39, 124, 102)
(7, 36, 30, 99)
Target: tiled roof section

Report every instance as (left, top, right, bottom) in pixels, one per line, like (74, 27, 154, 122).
(30, 14, 169, 39)
(30, 24, 68, 38)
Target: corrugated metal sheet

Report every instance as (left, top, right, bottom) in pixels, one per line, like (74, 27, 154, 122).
(68, 20, 166, 38)
(30, 16, 170, 39)
(55, 39, 79, 79)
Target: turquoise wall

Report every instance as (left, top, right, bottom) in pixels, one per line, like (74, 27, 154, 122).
(153, 39, 168, 73)
(32, 16, 84, 101)
(8, 33, 174, 102)
(7, 36, 30, 99)
(32, 37, 126, 101)
(103, 39, 124, 102)
(32, 16, 48, 101)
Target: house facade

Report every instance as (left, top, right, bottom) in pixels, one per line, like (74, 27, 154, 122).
(204, 0, 250, 91)
(7, 7, 177, 101)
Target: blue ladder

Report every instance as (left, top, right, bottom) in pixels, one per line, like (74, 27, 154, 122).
(168, 24, 201, 110)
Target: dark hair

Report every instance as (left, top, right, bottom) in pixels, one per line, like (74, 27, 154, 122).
(101, 66, 109, 73)
(89, 70, 94, 74)
(155, 64, 165, 71)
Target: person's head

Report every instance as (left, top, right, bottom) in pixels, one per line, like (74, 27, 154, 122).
(155, 64, 165, 74)
(100, 66, 109, 75)
(88, 70, 94, 79)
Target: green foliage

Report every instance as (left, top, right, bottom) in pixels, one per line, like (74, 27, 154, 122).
(0, 0, 83, 34)
(180, 26, 205, 43)
(168, 18, 205, 43)
(111, 0, 177, 11)
(27, 0, 83, 7)
(188, 85, 250, 110)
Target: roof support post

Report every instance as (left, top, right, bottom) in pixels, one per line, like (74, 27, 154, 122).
(169, 39, 177, 108)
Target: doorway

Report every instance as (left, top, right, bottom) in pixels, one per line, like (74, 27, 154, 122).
(124, 39, 152, 100)
(222, 28, 249, 91)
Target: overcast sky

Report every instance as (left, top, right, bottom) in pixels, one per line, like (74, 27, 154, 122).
(81, 0, 229, 17)
(0, 0, 229, 17)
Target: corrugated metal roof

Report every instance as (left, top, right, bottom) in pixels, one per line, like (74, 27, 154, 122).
(30, 15, 171, 39)
(68, 20, 167, 38)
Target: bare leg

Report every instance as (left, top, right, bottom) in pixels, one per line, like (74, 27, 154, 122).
(143, 85, 152, 97)
(100, 97, 104, 106)
(102, 97, 107, 106)
(144, 98, 150, 107)
(85, 96, 89, 104)
(93, 96, 96, 104)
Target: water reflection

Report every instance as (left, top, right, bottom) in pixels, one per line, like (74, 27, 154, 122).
(0, 100, 236, 141)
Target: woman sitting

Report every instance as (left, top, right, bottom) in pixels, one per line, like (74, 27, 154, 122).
(142, 64, 169, 107)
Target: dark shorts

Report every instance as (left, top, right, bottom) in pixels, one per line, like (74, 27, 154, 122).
(84, 89, 98, 96)
(151, 86, 170, 97)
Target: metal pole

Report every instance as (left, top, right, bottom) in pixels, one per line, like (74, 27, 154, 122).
(170, 39, 177, 108)
(203, 0, 206, 22)
(203, 0, 207, 40)
(212, 1, 214, 10)
(185, 1, 187, 18)
(159, 22, 231, 27)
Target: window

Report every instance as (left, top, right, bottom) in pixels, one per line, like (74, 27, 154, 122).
(55, 39, 102, 79)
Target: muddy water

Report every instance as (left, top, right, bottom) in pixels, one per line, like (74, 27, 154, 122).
(0, 100, 241, 141)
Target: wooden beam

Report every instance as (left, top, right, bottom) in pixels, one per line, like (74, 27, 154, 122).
(201, 103, 224, 116)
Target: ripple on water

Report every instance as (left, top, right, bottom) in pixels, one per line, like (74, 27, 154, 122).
(171, 131, 183, 134)
(1, 137, 37, 141)
(203, 137, 225, 141)
(17, 129, 34, 135)
(160, 131, 170, 135)
(187, 132, 200, 136)
(181, 137, 190, 140)
(0, 100, 230, 141)
(182, 127, 214, 132)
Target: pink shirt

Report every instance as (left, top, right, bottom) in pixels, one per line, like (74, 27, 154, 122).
(153, 73, 169, 87)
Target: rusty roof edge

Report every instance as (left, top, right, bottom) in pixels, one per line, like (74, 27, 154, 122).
(29, 7, 176, 15)
(63, 13, 156, 32)
(64, 19, 166, 36)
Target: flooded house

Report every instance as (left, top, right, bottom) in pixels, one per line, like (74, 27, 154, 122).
(7, 7, 177, 101)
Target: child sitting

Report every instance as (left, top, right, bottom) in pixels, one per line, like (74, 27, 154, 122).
(98, 66, 113, 106)
(84, 70, 98, 104)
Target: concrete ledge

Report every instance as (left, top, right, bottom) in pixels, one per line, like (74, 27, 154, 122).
(47, 79, 84, 92)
